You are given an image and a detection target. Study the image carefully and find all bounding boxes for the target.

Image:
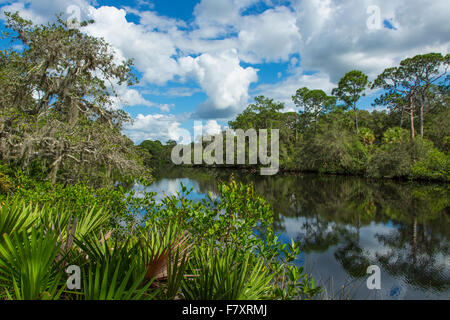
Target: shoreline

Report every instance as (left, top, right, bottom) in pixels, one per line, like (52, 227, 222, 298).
(151, 164, 449, 184)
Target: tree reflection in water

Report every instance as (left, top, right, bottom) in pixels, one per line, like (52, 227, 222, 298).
(140, 167, 449, 299)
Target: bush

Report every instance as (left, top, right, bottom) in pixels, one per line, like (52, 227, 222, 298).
(0, 173, 321, 300)
(0, 172, 12, 195)
(382, 127, 410, 144)
(367, 132, 448, 181)
(367, 128, 414, 179)
(411, 148, 450, 181)
(367, 140, 413, 178)
(358, 127, 375, 146)
(297, 127, 369, 175)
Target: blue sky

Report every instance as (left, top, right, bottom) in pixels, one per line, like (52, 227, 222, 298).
(0, 0, 449, 143)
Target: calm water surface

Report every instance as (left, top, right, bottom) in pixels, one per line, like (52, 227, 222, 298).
(133, 167, 449, 300)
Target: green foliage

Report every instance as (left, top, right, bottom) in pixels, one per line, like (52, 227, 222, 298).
(0, 229, 65, 300)
(0, 198, 37, 236)
(229, 96, 285, 131)
(372, 53, 449, 139)
(297, 126, 369, 175)
(367, 141, 414, 179)
(269, 240, 321, 300)
(138, 140, 175, 168)
(77, 237, 155, 300)
(82, 259, 152, 300)
(225, 53, 449, 181)
(382, 127, 410, 144)
(182, 242, 273, 300)
(292, 88, 336, 133)
(425, 107, 450, 152)
(0, 13, 149, 187)
(332, 70, 369, 133)
(411, 148, 450, 181)
(358, 127, 375, 146)
(0, 170, 321, 300)
(367, 133, 447, 181)
(0, 172, 12, 194)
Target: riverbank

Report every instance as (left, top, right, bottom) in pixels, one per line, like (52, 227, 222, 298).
(156, 163, 449, 183)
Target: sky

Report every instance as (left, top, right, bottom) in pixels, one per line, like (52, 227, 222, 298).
(0, 0, 449, 144)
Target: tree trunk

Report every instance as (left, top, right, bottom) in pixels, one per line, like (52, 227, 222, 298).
(400, 107, 405, 128)
(419, 93, 426, 138)
(48, 155, 62, 186)
(69, 100, 79, 128)
(400, 106, 404, 127)
(354, 105, 359, 134)
(420, 107, 424, 138)
(409, 97, 415, 139)
(314, 116, 318, 134)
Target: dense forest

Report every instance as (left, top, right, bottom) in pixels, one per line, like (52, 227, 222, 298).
(141, 54, 449, 182)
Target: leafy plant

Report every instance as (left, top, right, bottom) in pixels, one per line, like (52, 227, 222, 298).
(0, 198, 37, 237)
(0, 229, 66, 300)
(182, 242, 273, 300)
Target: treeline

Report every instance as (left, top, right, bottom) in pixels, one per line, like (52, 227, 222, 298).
(233, 53, 449, 181)
(138, 140, 177, 168)
(141, 53, 449, 181)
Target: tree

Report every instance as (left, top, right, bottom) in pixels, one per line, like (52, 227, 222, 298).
(373, 53, 449, 139)
(399, 53, 449, 138)
(229, 96, 284, 130)
(292, 88, 336, 134)
(332, 70, 369, 134)
(0, 13, 147, 185)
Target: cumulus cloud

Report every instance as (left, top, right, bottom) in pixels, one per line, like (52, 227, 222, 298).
(203, 120, 223, 136)
(1, 0, 93, 24)
(82, 6, 181, 85)
(179, 50, 258, 119)
(124, 113, 188, 144)
(116, 86, 153, 108)
(238, 6, 301, 63)
(192, 0, 258, 38)
(291, 0, 450, 82)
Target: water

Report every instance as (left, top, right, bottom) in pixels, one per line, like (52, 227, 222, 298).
(134, 167, 450, 300)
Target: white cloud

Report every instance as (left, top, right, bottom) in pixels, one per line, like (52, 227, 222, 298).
(238, 6, 301, 63)
(179, 49, 258, 119)
(82, 6, 181, 85)
(125, 113, 187, 144)
(117, 87, 153, 107)
(192, 0, 258, 38)
(158, 104, 173, 112)
(1, 0, 93, 24)
(192, 119, 223, 141)
(291, 0, 450, 82)
(203, 120, 223, 136)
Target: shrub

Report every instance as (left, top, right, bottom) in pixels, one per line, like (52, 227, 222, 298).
(0, 172, 12, 195)
(297, 127, 369, 175)
(382, 127, 410, 144)
(0, 176, 321, 300)
(358, 127, 375, 146)
(411, 148, 450, 181)
(367, 133, 448, 180)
